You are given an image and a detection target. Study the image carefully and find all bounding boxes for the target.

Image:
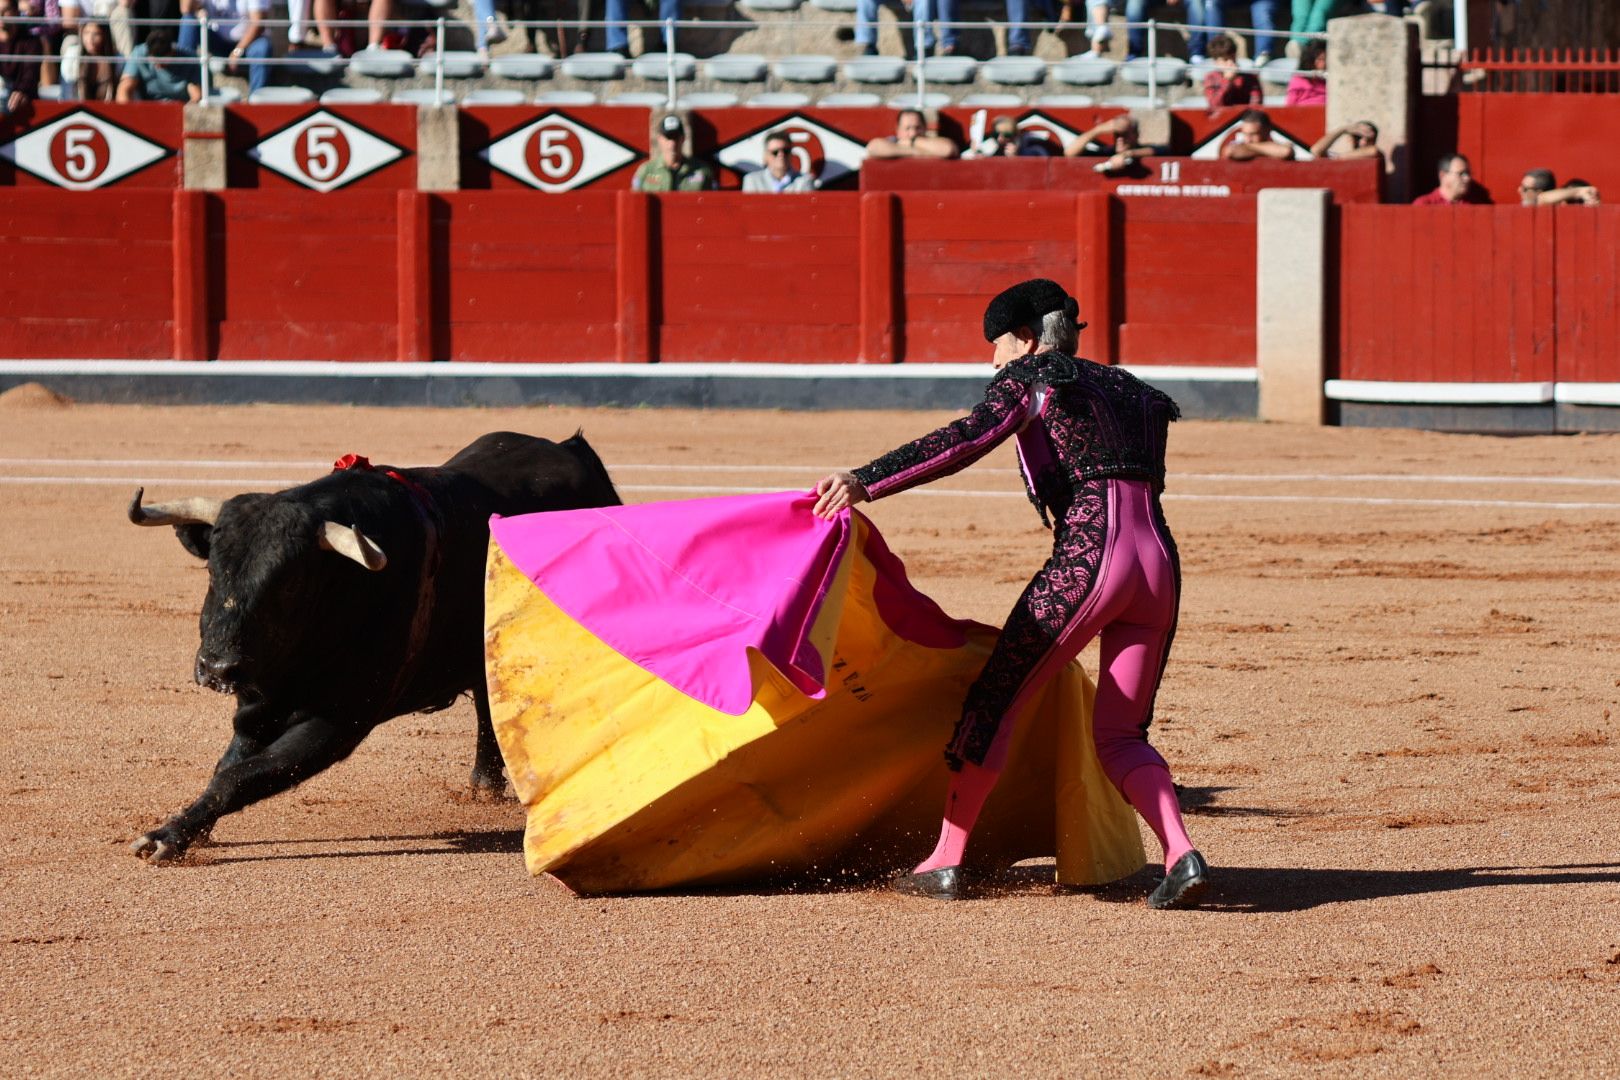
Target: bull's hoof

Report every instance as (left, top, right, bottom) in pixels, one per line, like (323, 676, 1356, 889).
(468, 769, 513, 802)
(130, 825, 194, 863)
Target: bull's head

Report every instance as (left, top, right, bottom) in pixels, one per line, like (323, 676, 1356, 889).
(129, 488, 387, 696)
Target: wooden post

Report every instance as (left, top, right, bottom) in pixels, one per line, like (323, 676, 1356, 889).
(396, 190, 433, 362)
(616, 190, 654, 364)
(858, 191, 899, 364)
(1075, 191, 1116, 366)
(171, 189, 210, 362)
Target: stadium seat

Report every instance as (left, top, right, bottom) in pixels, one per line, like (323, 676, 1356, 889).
(808, 0, 858, 10)
(704, 54, 769, 82)
(36, 84, 64, 101)
(392, 87, 456, 105)
(1032, 92, 1095, 107)
(842, 55, 907, 84)
(1170, 95, 1209, 110)
(286, 45, 343, 77)
(248, 86, 316, 103)
(739, 0, 802, 9)
(562, 52, 630, 80)
(349, 47, 417, 78)
(773, 55, 839, 82)
(463, 88, 527, 104)
(321, 87, 385, 104)
(1120, 56, 1188, 86)
(1051, 55, 1116, 86)
(1260, 56, 1298, 86)
(919, 55, 977, 84)
(888, 91, 950, 109)
(681, 91, 741, 107)
(418, 51, 485, 78)
(1104, 93, 1166, 108)
(818, 91, 882, 106)
(490, 54, 555, 80)
(607, 91, 669, 107)
(1263, 92, 1288, 105)
(535, 89, 600, 104)
(983, 55, 1045, 85)
(746, 91, 812, 107)
(959, 92, 1022, 107)
(632, 52, 698, 80)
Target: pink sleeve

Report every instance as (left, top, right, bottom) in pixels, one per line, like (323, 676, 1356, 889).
(851, 376, 1034, 500)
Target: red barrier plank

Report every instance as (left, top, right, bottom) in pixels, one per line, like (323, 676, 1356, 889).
(859, 191, 898, 364)
(224, 105, 418, 192)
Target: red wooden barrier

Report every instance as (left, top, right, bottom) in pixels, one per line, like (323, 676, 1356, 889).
(1417, 93, 1620, 207)
(0, 103, 181, 189)
(224, 104, 418, 190)
(1117, 197, 1256, 367)
(1553, 207, 1620, 384)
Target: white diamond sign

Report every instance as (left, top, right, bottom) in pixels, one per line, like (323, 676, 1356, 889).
(716, 115, 867, 186)
(0, 110, 170, 191)
(481, 113, 638, 193)
(247, 110, 406, 192)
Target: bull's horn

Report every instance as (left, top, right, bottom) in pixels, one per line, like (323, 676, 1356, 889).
(319, 522, 387, 572)
(128, 488, 223, 527)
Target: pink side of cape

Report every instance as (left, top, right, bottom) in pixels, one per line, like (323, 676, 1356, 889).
(489, 490, 972, 716)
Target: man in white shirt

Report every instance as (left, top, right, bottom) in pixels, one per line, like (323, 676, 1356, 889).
(177, 0, 272, 93)
(742, 129, 816, 194)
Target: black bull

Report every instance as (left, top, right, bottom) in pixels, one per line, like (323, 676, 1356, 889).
(127, 431, 621, 862)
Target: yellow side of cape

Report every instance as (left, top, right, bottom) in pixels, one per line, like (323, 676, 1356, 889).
(485, 516, 1145, 895)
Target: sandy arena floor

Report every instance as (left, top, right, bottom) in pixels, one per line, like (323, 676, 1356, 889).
(2, 390, 1618, 1077)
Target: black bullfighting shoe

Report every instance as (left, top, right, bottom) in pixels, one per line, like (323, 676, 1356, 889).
(890, 866, 964, 900)
(1148, 850, 1210, 910)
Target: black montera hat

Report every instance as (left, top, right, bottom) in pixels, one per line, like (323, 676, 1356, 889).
(982, 278, 1086, 342)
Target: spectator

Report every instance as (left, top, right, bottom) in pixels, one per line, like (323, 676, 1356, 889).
(1518, 169, 1600, 207)
(865, 108, 959, 160)
(1413, 153, 1489, 204)
(60, 0, 136, 61)
(1078, 0, 1150, 61)
(742, 130, 817, 193)
(856, 0, 957, 59)
(1202, 34, 1261, 108)
(631, 114, 717, 192)
(71, 17, 117, 98)
(1249, 0, 1282, 65)
(605, 0, 677, 58)
(0, 0, 44, 113)
(178, 0, 270, 94)
(1220, 108, 1293, 160)
(1064, 114, 1155, 172)
(968, 114, 1054, 158)
(1004, 0, 1054, 56)
(1184, 0, 1222, 63)
(1290, 0, 1353, 47)
(20, 0, 64, 89)
(117, 27, 200, 101)
(1309, 119, 1379, 160)
(1285, 38, 1327, 105)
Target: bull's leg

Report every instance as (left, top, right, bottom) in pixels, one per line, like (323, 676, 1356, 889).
(469, 684, 510, 799)
(131, 711, 368, 863)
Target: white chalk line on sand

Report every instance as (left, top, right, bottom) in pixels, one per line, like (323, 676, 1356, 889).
(2, 457, 1620, 488)
(5, 475, 1619, 511)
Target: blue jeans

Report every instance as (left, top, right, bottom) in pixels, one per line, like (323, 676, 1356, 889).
(1185, 0, 1224, 56)
(1249, 0, 1282, 57)
(606, 0, 680, 52)
(855, 0, 959, 50)
(1006, 0, 1052, 52)
(473, 0, 499, 48)
(177, 17, 272, 94)
(1107, 0, 1150, 58)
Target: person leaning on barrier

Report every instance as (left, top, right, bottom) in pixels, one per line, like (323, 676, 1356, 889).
(1518, 169, 1600, 207)
(742, 129, 817, 193)
(117, 28, 201, 102)
(1413, 153, 1490, 205)
(1220, 108, 1293, 161)
(1310, 119, 1379, 161)
(1065, 115, 1154, 173)
(865, 108, 959, 161)
(632, 114, 717, 193)
(967, 115, 1053, 159)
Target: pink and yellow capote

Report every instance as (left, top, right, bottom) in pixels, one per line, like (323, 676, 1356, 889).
(483, 490, 1144, 895)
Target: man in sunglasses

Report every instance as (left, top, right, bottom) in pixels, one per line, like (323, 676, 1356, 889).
(742, 129, 817, 193)
(968, 116, 1054, 159)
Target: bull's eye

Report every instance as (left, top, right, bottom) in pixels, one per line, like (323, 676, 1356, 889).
(223, 596, 237, 610)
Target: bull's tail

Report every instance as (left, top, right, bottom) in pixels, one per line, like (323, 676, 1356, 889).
(564, 430, 624, 507)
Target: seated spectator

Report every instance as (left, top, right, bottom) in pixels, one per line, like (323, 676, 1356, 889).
(1078, 0, 1148, 61)
(117, 28, 200, 101)
(968, 115, 1055, 158)
(178, 0, 271, 94)
(1290, 0, 1353, 46)
(1220, 108, 1292, 160)
(1249, 0, 1283, 65)
(1309, 119, 1379, 160)
(1184, 0, 1225, 63)
(743, 129, 817, 193)
(71, 18, 117, 98)
(1202, 35, 1261, 109)
(1064, 114, 1154, 172)
(1518, 169, 1600, 207)
(1413, 153, 1490, 205)
(865, 108, 959, 160)
(1285, 39, 1327, 106)
(60, 0, 136, 60)
(856, 0, 957, 59)
(605, 0, 677, 58)
(632, 114, 717, 192)
(0, 0, 44, 113)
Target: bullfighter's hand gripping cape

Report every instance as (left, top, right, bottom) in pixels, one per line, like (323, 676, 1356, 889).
(483, 490, 1144, 895)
